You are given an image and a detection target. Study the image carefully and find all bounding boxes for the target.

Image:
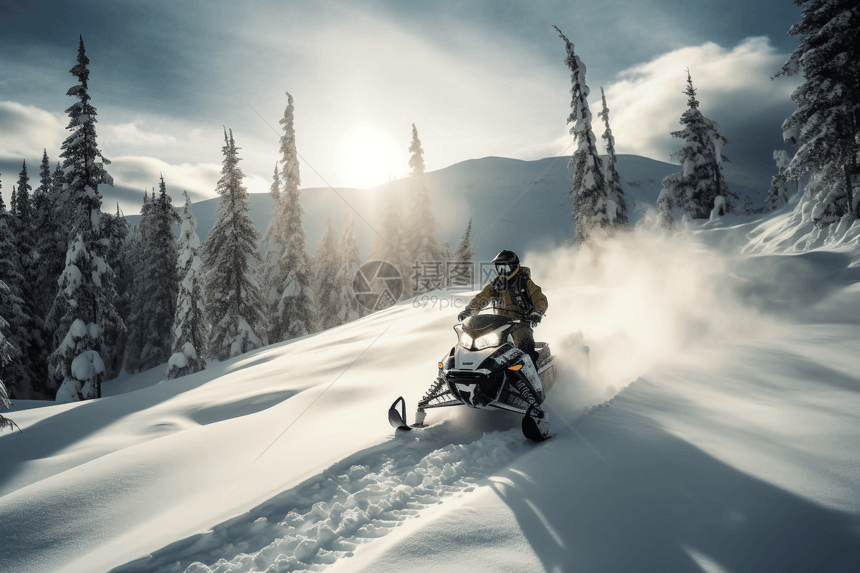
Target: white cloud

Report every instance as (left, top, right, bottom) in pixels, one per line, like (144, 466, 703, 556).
(100, 122, 176, 149)
(602, 37, 798, 164)
(109, 155, 270, 205)
(0, 101, 66, 159)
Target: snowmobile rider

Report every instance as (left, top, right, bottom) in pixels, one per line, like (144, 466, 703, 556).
(457, 250, 548, 367)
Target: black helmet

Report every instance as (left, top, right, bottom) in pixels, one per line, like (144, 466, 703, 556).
(492, 250, 520, 279)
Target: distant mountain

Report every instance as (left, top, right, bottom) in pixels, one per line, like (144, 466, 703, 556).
(126, 154, 765, 266)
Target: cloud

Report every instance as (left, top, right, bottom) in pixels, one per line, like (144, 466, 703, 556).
(107, 155, 270, 213)
(0, 100, 66, 159)
(602, 37, 800, 188)
(100, 122, 176, 149)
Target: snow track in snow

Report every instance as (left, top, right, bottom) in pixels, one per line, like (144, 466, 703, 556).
(113, 427, 532, 573)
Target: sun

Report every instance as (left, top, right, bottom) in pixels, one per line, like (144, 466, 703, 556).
(334, 123, 406, 189)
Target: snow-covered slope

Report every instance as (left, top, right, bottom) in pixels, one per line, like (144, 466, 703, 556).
(126, 154, 764, 264)
(2, 211, 859, 572)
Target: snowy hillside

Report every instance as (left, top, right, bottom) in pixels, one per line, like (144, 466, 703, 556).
(2, 207, 859, 572)
(126, 154, 764, 264)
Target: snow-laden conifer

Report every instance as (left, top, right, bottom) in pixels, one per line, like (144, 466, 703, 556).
(660, 71, 737, 220)
(203, 130, 266, 360)
(15, 161, 32, 226)
(371, 195, 411, 299)
(766, 150, 794, 211)
(121, 219, 145, 373)
(775, 0, 859, 225)
(139, 176, 180, 371)
(450, 218, 475, 288)
(598, 88, 629, 228)
(269, 93, 316, 341)
(336, 213, 362, 324)
(99, 205, 129, 379)
(405, 124, 443, 293)
(0, 200, 33, 398)
(31, 150, 64, 318)
(48, 37, 122, 402)
(314, 220, 343, 331)
(260, 164, 283, 315)
(0, 300, 21, 433)
(168, 192, 206, 379)
(554, 26, 610, 248)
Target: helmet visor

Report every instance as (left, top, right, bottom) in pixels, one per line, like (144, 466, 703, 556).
(495, 263, 514, 277)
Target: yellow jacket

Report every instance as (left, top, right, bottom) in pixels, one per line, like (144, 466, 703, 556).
(464, 267, 548, 320)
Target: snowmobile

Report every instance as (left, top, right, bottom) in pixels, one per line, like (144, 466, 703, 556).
(388, 312, 557, 441)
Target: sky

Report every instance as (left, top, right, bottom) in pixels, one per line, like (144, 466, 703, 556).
(0, 0, 802, 214)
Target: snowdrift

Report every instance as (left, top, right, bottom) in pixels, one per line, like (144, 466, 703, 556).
(3, 214, 860, 572)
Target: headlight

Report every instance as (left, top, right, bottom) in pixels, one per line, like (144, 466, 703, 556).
(473, 332, 503, 350)
(459, 332, 474, 349)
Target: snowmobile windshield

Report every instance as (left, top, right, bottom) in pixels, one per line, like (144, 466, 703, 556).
(459, 315, 512, 350)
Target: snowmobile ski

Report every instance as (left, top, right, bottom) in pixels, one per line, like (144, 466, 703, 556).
(388, 396, 411, 430)
(522, 404, 551, 442)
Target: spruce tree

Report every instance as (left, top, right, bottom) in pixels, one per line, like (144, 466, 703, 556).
(203, 129, 266, 360)
(121, 216, 146, 373)
(336, 212, 362, 324)
(0, 300, 21, 432)
(371, 195, 411, 299)
(269, 93, 316, 341)
(260, 163, 283, 314)
(0, 199, 33, 398)
(450, 218, 475, 288)
(775, 0, 859, 225)
(660, 72, 737, 220)
(314, 220, 343, 331)
(99, 205, 129, 378)
(598, 88, 629, 228)
(138, 176, 180, 370)
(766, 150, 794, 211)
(168, 192, 206, 379)
(13, 160, 45, 396)
(405, 124, 443, 293)
(48, 36, 122, 402)
(554, 26, 610, 248)
(31, 150, 64, 318)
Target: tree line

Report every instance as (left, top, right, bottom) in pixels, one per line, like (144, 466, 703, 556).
(0, 38, 474, 414)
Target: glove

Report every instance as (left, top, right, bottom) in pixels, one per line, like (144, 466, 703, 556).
(458, 309, 472, 322)
(528, 310, 544, 325)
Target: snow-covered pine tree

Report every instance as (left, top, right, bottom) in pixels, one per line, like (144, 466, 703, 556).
(138, 176, 180, 371)
(314, 220, 343, 331)
(269, 93, 316, 341)
(0, 198, 34, 399)
(168, 192, 206, 379)
(370, 194, 411, 299)
(405, 124, 443, 294)
(448, 218, 475, 287)
(99, 205, 129, 378)
(12, 160, 46, 396)
(766, 150, 794, 211)
(0, 298, 21, 433)
(9, 186, 18, 217)
(260, 163, 284, 318)
(121, 214, 146, 373)
(47, 36, 122, 402)
(775, 0, 859, 225)
(554, 26, 610, 248)
(203, 129, 266, 360)
(598, 88, 629, 228)
(336, 212, 362, 324)
(660, 71, 737, 220)
(656, 185, 677, 229)
(31, 150, 65, 318)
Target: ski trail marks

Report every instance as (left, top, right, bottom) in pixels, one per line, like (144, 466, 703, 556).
(114, 428, 530, 573)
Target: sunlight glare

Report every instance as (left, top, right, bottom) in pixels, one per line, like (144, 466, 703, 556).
(335, 123, 406, 189)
